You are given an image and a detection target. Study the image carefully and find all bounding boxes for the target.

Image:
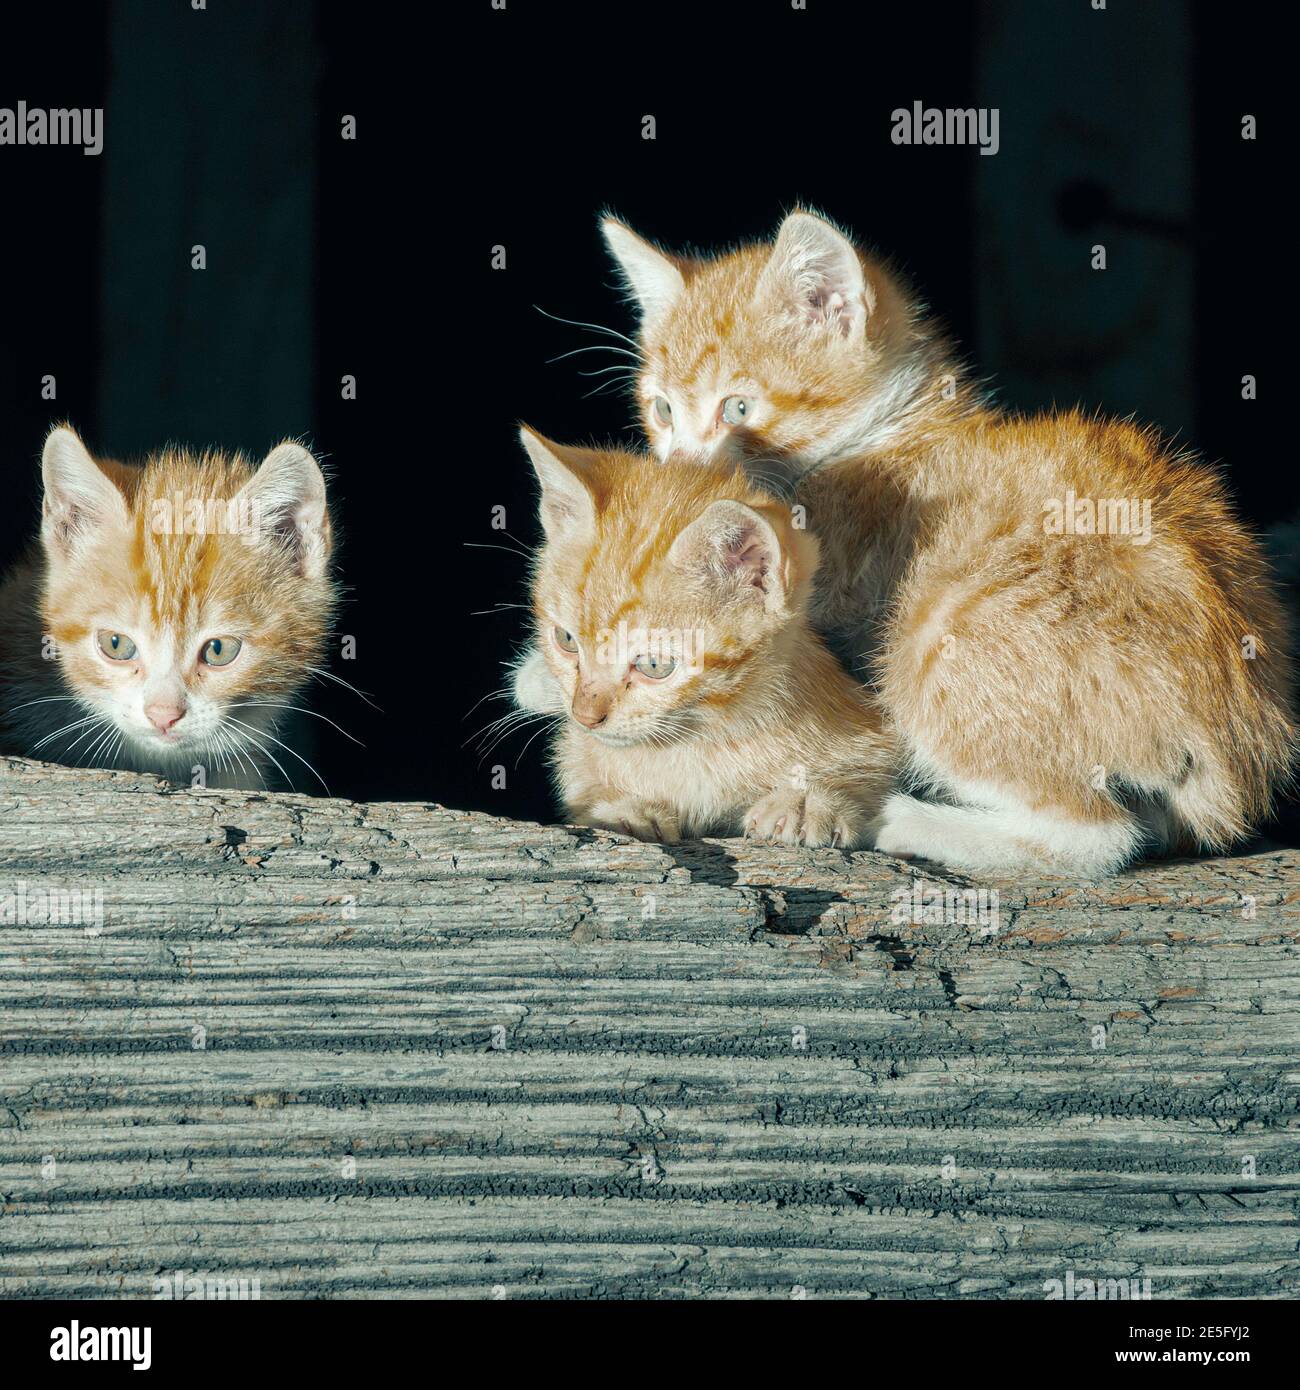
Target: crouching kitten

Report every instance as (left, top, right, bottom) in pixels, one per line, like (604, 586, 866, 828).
(518, 427, 892, 846)
(0, 426, 336, 790)
(593, 209, 1296, 876)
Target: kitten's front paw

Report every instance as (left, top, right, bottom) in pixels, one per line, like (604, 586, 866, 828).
(871, 792, 930, 860)
(576, 799, 682, 844)
(745, 788, 867, 848)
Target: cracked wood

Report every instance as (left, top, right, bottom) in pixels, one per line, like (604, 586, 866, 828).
(0, 756, 1298, 1299)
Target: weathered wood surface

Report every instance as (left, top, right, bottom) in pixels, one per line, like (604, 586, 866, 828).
(0, 755, 1297, 1300)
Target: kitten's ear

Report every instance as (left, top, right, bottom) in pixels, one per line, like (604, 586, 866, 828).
(40, 426, 129, 556)
(756, 211, 872, 339)
(601, 217, 686, 333)
(519, 426, 596, 540)
(237, 442, 331, 579)
(668, 500, 790, 613)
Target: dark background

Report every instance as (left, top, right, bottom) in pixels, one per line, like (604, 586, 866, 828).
(0, 1, 1291, 838)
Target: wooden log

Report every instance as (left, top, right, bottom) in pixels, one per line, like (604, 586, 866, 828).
(0, 756, 1297, 1299)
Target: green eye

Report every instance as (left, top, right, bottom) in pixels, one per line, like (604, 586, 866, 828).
(96, 630, 137, 661)
(652, 396, 673, 426)
(201, 636, 243, 667)
(634, 654, 677, 680)
(721, 395, 751, 425)
(553, 627, 578, 654)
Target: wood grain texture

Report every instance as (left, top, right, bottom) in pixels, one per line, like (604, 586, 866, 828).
(1, 755, 1297, 1299)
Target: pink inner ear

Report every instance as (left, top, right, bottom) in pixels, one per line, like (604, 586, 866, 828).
(44, 493, 105, 552)
(803, 283, 860, 337)
(724, 535, 770, 590)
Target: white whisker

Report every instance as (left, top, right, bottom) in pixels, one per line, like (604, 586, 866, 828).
(582, 377, 637, 401)
(546, 344, 641, 364)
(226, 701, 364, 747)
(217, 725, 264, 789)
(75, 720, 119, 768)
(226, 716, 330, 796)
(463, 542, 533, 562)
(514, 716, 560, 768)
(222, 721, 293, 793)
(6, 695, 81, 716)
(306, 665, 381, 711)
(532, 304, 640, 348)
(28, 715, 101, 754)
(462, 686, 513, 721)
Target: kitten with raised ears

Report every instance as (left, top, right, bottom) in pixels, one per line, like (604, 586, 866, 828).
(529, 209, 1294, 877)
(520, 427, 893, 846)
(0, 426, 337, 790)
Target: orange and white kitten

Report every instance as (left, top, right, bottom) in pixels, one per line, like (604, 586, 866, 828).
(0, 426, 336, 790)
(557, 210, 1293, 876)
(520, 427, 892, 846)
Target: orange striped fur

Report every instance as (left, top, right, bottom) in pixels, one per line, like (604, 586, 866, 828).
(0, 426, 336, 788)
(592, 211, 1295, 875)
(519, 428, 892, 846)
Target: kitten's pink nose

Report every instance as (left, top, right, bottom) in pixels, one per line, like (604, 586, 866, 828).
(571, 688, 611, 729)
(145, 701, 186, 733)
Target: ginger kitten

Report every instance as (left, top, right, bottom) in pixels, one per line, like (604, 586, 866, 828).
(0, 426, 336, 790)
(582, 210, 1294, 876)
(520, 427, 892, 846)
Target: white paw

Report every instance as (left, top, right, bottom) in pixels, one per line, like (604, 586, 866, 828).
(873, 792, 1141, 878)
(577, 800, 682, 844)
(872, 792, 938, 861)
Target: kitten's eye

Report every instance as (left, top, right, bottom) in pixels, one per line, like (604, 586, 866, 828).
(634, 654, 677, 680)
(652, 396, 673, 426)
(201, 636, 243, 667)
(96, 630, 137, 661)
(721, 395, 752, 426)
(553, 627, 578, 654)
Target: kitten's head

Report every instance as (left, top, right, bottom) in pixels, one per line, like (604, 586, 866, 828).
(38, 426, 335, 771)
(602, 209, 923, 476)
(521, 426, 818, 748)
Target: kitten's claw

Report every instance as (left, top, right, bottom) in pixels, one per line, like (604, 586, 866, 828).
(746, 790, 804, 845)
(744, 788, 865, 849)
